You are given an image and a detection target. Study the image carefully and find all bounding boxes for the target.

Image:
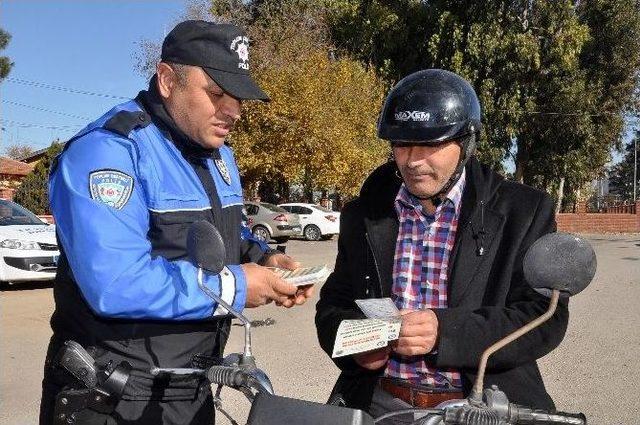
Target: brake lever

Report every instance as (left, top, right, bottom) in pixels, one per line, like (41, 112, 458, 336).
(245, 369, 274, 395)
(150, 367, 206, 376)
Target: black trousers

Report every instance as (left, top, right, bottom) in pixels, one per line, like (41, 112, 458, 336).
(40, 377, 215, 425)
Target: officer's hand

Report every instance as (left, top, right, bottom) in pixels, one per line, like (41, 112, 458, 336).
(263, 253, 314, 306)
(391, 309, 438, 356)
(241, 263, 298, 308)
(353, 347, 390, 370)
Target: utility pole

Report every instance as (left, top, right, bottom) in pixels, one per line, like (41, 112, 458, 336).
(634, 135, 637, 202)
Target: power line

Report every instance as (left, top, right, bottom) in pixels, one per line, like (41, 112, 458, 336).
(2, 100, 91, 121)
(3, 77, 638, 119)
(5, 77, 130, 100)
(0, 118, 83, 131)
(495, 108, 627, 118)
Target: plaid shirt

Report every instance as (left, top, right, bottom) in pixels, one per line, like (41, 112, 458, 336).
(384, 169, 466, 389)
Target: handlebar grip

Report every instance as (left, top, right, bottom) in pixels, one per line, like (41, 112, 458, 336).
(207, 366, 247, 387)
(530, 411, 586, 424)
(515, 408, 586, 424)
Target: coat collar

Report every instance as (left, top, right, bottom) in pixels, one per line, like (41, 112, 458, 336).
(361, 157, 505, 305)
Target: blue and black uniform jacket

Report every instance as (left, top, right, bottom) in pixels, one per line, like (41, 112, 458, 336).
(46, 85, 269, 400)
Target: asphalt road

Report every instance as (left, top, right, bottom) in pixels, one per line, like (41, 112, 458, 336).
(1, 234, 638, 424)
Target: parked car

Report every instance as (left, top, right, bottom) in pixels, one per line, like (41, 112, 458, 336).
(278, 203, 340, 241)
(0, 199, 59, 284)
(244, 201, 302, 243)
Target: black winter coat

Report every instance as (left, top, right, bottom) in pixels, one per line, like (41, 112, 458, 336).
(315, 157, 568, 412)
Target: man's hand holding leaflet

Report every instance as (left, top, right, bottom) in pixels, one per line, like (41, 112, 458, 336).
(331, 298, 403, 359)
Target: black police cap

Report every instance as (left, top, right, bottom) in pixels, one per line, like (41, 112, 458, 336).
(161, 20, 269, 101)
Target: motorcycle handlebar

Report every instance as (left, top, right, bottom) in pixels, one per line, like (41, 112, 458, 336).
(510, 405, 586, 425)
(524, 411, 586, 425)
(207, 365, 248, 388)
(207, 365, 274, 395)
(409, 404, 586, 425)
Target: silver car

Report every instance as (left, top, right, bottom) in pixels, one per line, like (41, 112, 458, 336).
(244, 201, 302, 243)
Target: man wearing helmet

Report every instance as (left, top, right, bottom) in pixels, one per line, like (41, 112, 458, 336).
(316, 69, 567, 422)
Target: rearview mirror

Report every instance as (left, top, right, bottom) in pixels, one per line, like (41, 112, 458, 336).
(186, 221, 256, 364)
(471, 232, 597, 400)
(523, 232, 596, 296)
(187, 221, 226, 274)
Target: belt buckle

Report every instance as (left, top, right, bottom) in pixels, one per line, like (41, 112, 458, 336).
(382, 378, 462, 408)
(415, 382, 461, 394)
(389, 378, 447, 394)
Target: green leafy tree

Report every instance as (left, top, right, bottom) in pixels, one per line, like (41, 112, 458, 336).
(510, 1, 593, 211)
(326, 0, 640, 208)
(524, 0, 640, 211)
(558, 0, 640, 206)
(609, 134, 639, 200)
(325, 1, 581, 171)
(0, 27, 13, 81)
(13, 142, 64, 214)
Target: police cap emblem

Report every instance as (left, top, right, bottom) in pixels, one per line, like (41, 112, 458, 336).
(89, 170, 134, 210)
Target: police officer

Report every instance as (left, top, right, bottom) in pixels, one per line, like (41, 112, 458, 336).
(316, 69, 568, 422)
(40, 20, 312, 424)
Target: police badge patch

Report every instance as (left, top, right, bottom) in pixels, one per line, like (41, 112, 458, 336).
(89, 170, 134, 210)
(214, 159, 232, 186)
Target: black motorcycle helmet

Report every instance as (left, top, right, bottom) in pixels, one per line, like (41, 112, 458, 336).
(377, 69, 482, 201)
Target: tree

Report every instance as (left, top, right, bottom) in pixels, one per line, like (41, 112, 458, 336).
(0, 27, 13, 81)
(325, 0, 640, 208)
(225, 0, 389, 200)
(609, 133, 639, 200)
(4, 144, 34, 160)
(134, 0, 216, 79)
(558, 0, 640, 207)
(225, 1, 388, 201)
(13, 142, 64, 214)
(325, 1, 582, 171)
(511, 1, 593, 212)
(136, 0, 389, 201)
(525, 0, 640, 211)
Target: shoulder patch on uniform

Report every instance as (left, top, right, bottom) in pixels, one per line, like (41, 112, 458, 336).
(103, 110, 151, 138)
(89, 169, 134, 210)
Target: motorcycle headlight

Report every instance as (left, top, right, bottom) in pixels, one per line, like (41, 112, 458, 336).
(0, 239, 41, 250)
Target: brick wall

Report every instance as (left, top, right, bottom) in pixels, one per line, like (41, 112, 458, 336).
(557, 201, 640, 233)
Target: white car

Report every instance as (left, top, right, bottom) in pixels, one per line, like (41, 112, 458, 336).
(0, 199, 59, 284)
(278, 203, 340, 241)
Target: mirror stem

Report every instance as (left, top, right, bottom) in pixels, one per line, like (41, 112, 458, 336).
(197, 268, 253, 360)
(470, 289, 560, 401)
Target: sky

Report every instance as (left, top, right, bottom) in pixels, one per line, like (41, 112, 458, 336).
(0, 0, 189, 152)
